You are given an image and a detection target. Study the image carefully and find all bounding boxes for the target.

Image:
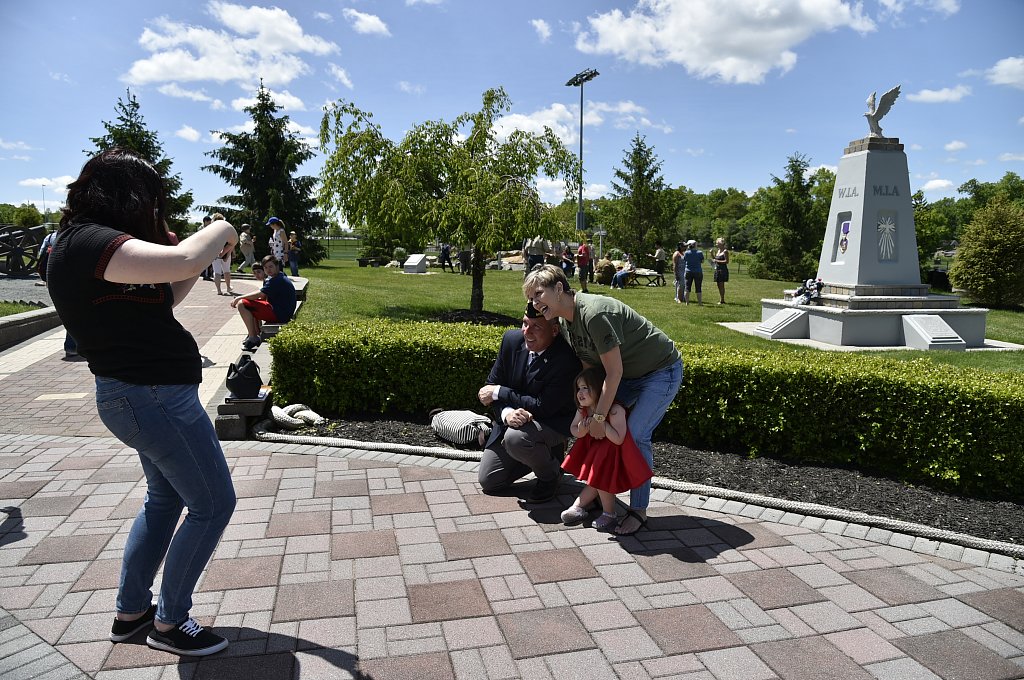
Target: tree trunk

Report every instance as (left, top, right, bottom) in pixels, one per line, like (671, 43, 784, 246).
(470, 244, 485, 313)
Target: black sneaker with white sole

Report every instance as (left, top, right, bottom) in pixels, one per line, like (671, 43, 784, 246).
(146, 618, 228, 656)
(110, 604, 157, 642)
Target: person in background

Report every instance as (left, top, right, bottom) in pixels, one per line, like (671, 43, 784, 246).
(712, 237, 730, 304)
(237, 224, 255, 273)
(523, 264, 682, 536)
(231, 255, 296, 351)
(671, 241, 686, 304)
(611, 253, 635, 289)
(650, 241, 667, 286)
(681, 239, 704, 306)
(37, 227, 78, 358)
(210, 213, 234, 296)
(438, 242, 455, 272)
(200, 215, 213, 280)
(47, 148, 237, 656)
(576, 237, 591, 293)
(266, 217, 289, 273)
(287, 230, 301, 276)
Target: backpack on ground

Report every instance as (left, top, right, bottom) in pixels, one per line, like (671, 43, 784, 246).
(430, 410, 491, 448)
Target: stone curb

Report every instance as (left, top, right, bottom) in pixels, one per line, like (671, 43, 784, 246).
(0, 307, 60, 351)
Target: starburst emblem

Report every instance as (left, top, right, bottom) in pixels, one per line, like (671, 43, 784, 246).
(877, 216, 896, 260)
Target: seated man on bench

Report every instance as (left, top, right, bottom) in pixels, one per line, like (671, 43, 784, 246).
(231, 255, 296, 351)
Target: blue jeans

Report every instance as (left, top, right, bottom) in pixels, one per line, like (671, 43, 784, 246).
(614, 358, 683, 510)
(96, 378, 235, 627)
(288, 257, 299, 277)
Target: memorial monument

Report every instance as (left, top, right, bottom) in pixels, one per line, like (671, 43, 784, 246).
(756, 85, 988, 350)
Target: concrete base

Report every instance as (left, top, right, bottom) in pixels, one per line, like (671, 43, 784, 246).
(754, 308, 808, 340)
(0, 306, 61, 351)
(760, 299, 988, 348)
(724, 322, 1022, 352)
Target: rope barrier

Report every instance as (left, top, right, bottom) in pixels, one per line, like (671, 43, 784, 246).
(255, 405, 1024, 561)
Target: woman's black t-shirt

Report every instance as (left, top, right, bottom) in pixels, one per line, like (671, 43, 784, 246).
(47, 222, 202, 385)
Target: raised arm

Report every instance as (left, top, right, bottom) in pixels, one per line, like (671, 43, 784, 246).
(104, 220, 237, 286)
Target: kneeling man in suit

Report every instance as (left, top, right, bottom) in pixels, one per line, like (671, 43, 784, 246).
(477, 304, 581, 501)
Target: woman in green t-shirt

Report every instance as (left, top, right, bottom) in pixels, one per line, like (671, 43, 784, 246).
(523, 265, 683, 536)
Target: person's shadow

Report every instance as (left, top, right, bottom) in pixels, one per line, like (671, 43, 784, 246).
(0, 506, 27, 547)
(114, 627, 370, 679)
(522, 480, 754, 561)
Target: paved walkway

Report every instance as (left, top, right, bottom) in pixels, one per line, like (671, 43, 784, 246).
(2, 280, 1023, 680)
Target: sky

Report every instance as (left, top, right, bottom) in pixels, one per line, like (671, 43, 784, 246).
(1, 0, 1022, 226)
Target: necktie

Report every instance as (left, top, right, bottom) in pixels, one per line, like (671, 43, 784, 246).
(528, 352, 537, 367)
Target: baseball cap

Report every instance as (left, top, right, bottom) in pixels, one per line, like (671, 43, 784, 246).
(266, 217, 281, 225)
(686, 239, 697, 246)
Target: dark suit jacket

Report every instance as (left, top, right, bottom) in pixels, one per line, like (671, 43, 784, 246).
(485, 329, 581, 447)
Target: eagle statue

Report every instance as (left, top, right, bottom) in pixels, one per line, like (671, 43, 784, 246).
(864, 86, 901, 138)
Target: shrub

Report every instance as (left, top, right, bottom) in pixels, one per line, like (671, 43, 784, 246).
(948, 198, 1024, 308)
(393, 246, 408, 264)
(271, 322, 1024, 501)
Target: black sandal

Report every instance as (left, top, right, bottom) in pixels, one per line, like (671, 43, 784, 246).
(614, 509, 648, 536)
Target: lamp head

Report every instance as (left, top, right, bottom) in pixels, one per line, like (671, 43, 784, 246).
(565, 68, 600, 87)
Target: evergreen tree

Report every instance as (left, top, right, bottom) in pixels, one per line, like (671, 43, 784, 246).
(89, 89, 194, 233)
(748, 153, 819, 281)
(204, 84, 327, 264)
(608, 132, 667, 258)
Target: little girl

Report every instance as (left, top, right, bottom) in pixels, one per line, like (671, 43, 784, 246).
(560, 367, 653, 530)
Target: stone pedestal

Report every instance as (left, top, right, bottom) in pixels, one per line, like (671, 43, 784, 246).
(757, 137, 987, 350)
(404, 254, 427, 274)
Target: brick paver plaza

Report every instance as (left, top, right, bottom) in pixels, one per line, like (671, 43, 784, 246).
(2, 281, 1022, 679)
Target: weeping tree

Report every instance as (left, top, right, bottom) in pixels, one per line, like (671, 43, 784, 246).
(319, 87, 579, 313)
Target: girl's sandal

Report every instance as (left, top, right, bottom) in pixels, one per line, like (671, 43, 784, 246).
(613, 509, 648, 536)
(593, 512, 618, 532)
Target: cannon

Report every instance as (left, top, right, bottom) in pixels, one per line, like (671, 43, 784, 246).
(0, 224, 46, 277)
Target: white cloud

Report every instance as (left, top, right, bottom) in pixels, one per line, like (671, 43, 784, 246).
(398, 81, 425, 95)
(999, 152, 1024, 161)
(575, 0, 875, 85)
(19, 175, 75, 194)
(986, 56, 1024, 90)
(314, 11, 332, 23)
(0, 138, 32, 151)
(328, 63, 354, 89)
(531, 19, 551, 42)
(1019, 115, 1024, 125)
(8, 155, 31, 162)
(965, 159, 986, 166)
(910, 143, 924, 150)
(685, 148, 705, 157)
(158, 83, 225, 109)
(231, 89, 306, 111)
(49, 71, 71, 83)
(407, 0, 442, 5)
(124, 2, 338, 88)
(879, 0, 960, 18)
(920, 179, 954, 193)
(806, 163, 838, 177)
(342, 8, 390, 36)
(494, 103, 577, 145)
(175, 125, 202, 142)
(944, 140, 967, 151)
(906, 84, 970, 103)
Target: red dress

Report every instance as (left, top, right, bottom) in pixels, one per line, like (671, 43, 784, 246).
(562, 407, 653, 495)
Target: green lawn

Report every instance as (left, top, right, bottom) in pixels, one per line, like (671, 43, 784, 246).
(0, 301, 40, 318)
(297, 257, 1023, 374)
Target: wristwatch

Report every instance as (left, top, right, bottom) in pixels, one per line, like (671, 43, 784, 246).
(592, 413, 606, 423)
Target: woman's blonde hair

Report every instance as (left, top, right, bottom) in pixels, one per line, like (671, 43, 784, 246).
(522, 264, 571, 299)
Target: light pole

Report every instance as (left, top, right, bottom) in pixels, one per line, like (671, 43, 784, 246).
(565, 68, 599, 235)
(40, 182, 46, 223)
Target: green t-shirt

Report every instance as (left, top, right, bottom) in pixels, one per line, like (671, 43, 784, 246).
(560, 293, 680, 378)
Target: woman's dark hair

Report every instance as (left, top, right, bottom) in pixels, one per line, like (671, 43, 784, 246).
(60, 148, 170, 245)
(574, 366, 606, 409)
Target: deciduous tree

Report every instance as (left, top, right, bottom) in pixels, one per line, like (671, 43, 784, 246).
(319, 87, 578, 312)
(948, 197, 1024, 308)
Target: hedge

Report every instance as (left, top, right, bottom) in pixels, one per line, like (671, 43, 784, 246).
(271, 320, 1024, 501)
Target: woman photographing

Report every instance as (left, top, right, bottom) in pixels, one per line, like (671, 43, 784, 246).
(47, 148, 238, 657)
